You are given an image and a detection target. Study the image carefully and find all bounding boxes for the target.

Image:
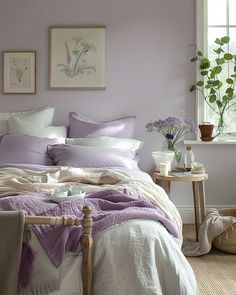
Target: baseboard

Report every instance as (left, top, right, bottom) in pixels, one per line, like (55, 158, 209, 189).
(177, 205, 236, 224)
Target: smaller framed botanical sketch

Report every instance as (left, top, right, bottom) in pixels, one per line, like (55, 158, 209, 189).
(2, 51, 36, 94)
(49, 26, 105, 89)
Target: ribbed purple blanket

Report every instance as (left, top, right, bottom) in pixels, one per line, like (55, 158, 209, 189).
(0, 189, 178, 287)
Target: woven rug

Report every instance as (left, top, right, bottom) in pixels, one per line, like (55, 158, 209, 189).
(183, 225, 236, 295)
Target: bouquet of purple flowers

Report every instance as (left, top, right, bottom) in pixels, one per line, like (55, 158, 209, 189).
(146, 116, 196, 164)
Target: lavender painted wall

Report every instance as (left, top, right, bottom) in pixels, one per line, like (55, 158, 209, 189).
(0, 0, 235, 220)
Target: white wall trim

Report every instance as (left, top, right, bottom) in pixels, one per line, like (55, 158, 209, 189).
(177, 205, 236, 224)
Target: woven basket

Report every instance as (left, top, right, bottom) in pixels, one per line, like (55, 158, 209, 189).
(212, 209, 236, 254)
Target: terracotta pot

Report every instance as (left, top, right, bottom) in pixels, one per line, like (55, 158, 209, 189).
(198, 123, 214, 139)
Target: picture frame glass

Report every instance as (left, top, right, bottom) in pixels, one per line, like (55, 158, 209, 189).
(49, 27, 105, 89)
(3, 51, 36, 94)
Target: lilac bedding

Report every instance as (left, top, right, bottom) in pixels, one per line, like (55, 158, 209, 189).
(0, 186, 178, 290)
(0, 164, 199, 295)
(0, 189, 178, 266)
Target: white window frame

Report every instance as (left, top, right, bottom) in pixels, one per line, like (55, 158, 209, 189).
(195, 0, 236, 139)
(196, 0, 208, 138)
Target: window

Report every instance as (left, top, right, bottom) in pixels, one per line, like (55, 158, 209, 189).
(196, 0, 236, 136)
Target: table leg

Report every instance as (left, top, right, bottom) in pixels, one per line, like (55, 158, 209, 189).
(155, 180, 171, 196)
(198, 181, 206, 222)
(155, 179, 162, 187)
(192, 182, 201, 241)
(162, 181, 171, 196)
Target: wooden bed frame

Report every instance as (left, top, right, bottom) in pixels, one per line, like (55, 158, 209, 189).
(25, 205, 93, 295)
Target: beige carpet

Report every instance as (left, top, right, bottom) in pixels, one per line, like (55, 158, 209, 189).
(183, 225, 236, 295)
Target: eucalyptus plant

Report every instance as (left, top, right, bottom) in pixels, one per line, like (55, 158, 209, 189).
(190, 36, 236, 131)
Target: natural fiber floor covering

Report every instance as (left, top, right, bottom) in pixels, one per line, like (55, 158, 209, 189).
(183, 224, 236, 295)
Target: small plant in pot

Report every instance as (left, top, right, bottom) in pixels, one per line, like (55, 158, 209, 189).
(190, 36, 236, 138)
(198, 122, 215, 141)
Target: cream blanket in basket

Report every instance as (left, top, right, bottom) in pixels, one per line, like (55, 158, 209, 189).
(0, 166, 182, 238)
(182, 208, 236, 256)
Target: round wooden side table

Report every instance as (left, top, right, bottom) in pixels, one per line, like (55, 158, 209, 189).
(152, 171, 208, 240)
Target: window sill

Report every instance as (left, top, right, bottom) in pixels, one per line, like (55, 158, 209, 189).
(184, 139, 236, 145)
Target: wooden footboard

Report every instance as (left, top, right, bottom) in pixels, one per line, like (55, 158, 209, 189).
(25, 205, 93, 295)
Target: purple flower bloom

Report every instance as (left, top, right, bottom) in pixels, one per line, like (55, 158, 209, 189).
(145, 115, 196, 145)
(165, 133, 174, 140)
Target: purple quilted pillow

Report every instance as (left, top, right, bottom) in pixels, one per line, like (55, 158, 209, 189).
(68, 112, 136, 138)
(0, 134, 64, 165)
(48, 144, 139, 170)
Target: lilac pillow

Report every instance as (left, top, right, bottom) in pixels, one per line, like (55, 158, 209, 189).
(68, 112, 136, 138)
(48, 144, 139, 170)
(0, 134, 64, 165)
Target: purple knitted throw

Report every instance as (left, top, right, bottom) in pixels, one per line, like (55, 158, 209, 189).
(0, 189, 178, 287)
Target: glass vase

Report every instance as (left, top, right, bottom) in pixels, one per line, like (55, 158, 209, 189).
(216, 111, 229, 139)
(162, 141, 182, 168)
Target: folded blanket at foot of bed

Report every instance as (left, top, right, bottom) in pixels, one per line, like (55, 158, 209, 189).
(0, 188, 178, 293)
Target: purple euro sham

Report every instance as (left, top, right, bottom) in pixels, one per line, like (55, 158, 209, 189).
(68, 112, 136, 138)
(0, 134, 64, 166)
(48, 144, 139, 170)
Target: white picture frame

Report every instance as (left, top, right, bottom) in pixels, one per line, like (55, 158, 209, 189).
(3, 51, 36, 94)
(49, 26, 105, 89)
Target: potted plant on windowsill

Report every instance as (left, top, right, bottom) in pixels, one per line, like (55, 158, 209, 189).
(190, 36, 236, 138)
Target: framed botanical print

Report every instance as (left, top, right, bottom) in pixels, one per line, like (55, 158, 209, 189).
(49, 26, 105, 89)
(3, 51, 36, 94)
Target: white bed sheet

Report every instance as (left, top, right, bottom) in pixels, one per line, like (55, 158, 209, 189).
(23, 220, 197, 295)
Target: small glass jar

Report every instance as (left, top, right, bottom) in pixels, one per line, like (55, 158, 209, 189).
(184, 146, 194, 171)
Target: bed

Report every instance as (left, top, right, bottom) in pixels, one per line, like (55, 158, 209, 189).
(0, 106, 199, 295)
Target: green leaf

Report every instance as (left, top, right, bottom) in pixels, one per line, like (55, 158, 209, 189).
(205, 84, 212, 89)
(224, 53, 233, 60)
(215, 81, 223, 89)
(200, 70, 208, 76)
(226, 87, 234, 94)
(215, 38, 222, 45)
(191, 57, 198, 62)
(222, 95, 229, 102)
(190, 85, 196, 92)
(209, 94, 216, 103)
(214, 48, 224, 54)
(200, 64, 210, 70)
(210, 88, 216, 94)
(196, 81, 204, 87)
(226, 78, 233, 84)
(197, 51, 203, 56)
(200, 58, 210, 69)
(216, 58, 225, 65)
(210, 72, 215, 79)
(212, 66, 222, 74)
(221, 36, 230, 44)
(216, 100, 223, 108)
(213, 80, 220, 86)
(207, 80, 214, 85)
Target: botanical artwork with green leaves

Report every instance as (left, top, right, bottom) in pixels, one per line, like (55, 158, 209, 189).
(57, 37, 97, 78)
(50, 27, 105, 89)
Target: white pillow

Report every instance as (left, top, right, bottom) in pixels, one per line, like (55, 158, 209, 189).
(66, 136, 143, 153)
(8, 116, 67, 138)
(0, 105, 55, 134)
